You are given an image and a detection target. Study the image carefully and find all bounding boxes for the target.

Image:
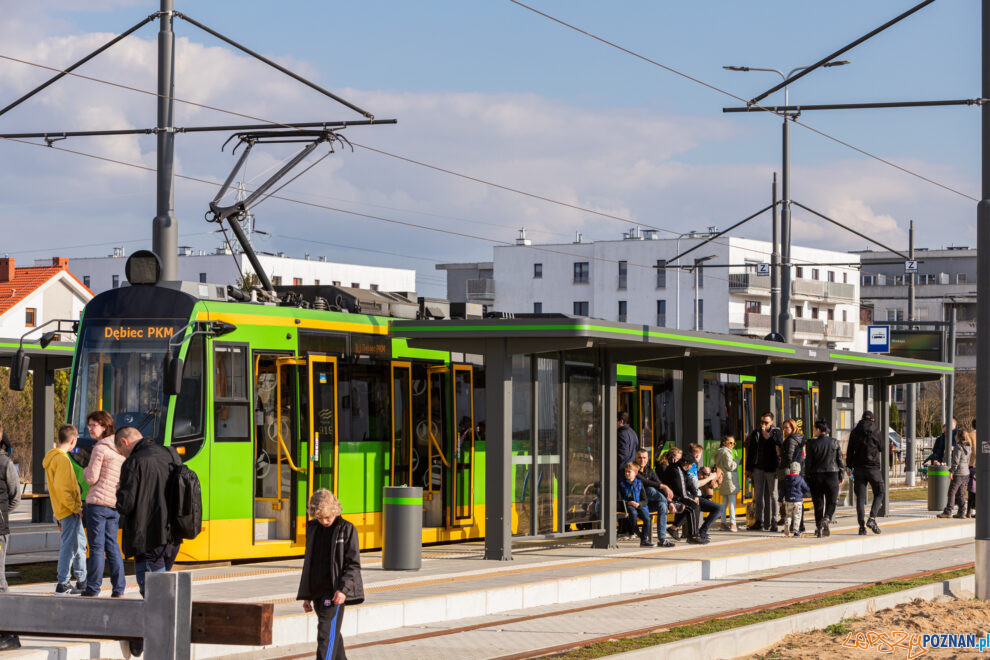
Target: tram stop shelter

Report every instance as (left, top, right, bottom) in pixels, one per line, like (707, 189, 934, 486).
(392, 315, 953, 560)
(0, 340, 75, 522)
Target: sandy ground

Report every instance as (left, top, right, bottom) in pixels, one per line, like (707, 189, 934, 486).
(749, 592, 990, 659)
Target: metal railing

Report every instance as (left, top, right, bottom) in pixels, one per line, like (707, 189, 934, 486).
(745, 312, 771, 329)
(792, 318, 825, 335)
(825, 320, 856, 339)
(466, 278, 495, 300)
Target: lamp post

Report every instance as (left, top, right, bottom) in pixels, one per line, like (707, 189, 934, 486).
(724, 61, 850, 343)
(693, 254, 716, 331)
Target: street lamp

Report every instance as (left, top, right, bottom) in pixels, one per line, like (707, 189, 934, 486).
(723, 60, 850, 343)
(692, 254, 716, 331)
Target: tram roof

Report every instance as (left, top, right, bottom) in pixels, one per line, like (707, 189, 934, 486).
(391, 315, 951, 384)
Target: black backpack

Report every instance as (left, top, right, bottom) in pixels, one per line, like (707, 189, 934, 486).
(166, 458, 202, 541)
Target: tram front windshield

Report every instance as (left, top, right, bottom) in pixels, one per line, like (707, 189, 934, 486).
(69, 319, 184, 446)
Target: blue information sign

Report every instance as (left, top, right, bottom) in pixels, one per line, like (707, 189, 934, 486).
(867, 325, 890, 353)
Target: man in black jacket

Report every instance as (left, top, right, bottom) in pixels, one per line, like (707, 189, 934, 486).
(115, 426, 181, 596)
(617, 412, 638, 476)
(804, 420, 845, 536)
(298, 489, 364, 660)
(745, 412, 782, 531)
(661, 457, 705, 544)
(846, 411, 884, 535)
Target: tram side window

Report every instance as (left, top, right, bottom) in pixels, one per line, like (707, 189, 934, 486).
(214, 345, 250, 442)
(338, 360, 389, 443)
(172, 335, 205, 440)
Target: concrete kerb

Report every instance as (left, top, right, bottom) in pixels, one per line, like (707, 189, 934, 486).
(611, 574, 977, 659)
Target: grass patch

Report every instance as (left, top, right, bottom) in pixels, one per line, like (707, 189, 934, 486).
(889, 487, 928, 501)
(4, 561, 59, 586)
(823, 619, 856, 637)
(543, 567, 974, 659)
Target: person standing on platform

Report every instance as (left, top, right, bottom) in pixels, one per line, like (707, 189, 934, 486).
(617, 412, 637, 477)
(804, 421, 844, 537)
(929, 418, 959, 465)
(298, 489, 364, 660)
(0, 435, 22, 650)
(847, 411, 885, 535)
(714, 436, 739, 532)
(81, 411, 125, 597)
(938, 430, 972, 519)
(778, 419, 807, 532)
(778, 462, 811, 537)
(745, 412, 782, 532)
(968, 420, 978, 518)
(0, 421, 12, 459)
(43, 424, 86, 594)
(633, 448, 674, 547)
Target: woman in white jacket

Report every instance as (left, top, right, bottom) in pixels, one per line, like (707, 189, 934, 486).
(714, 436, 740, 531)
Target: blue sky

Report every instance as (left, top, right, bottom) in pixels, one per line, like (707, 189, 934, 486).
(0, 1, 982, 295)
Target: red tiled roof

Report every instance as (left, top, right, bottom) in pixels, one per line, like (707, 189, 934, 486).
(0, 265, 92, 317)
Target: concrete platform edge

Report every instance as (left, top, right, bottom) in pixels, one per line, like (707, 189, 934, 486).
(611, 574, 977, 659)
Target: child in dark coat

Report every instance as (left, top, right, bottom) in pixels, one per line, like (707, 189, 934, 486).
(778, 462, 811, 538)
(298, 489, 365, 660)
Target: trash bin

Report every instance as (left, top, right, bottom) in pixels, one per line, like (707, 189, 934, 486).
(927, 468, 950, 512)
(383, 486, 423, 570)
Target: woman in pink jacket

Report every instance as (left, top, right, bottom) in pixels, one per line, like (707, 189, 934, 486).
(82, 411, 125, 597)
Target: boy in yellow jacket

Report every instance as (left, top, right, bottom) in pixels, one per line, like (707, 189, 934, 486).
(43, 424, 86, 594)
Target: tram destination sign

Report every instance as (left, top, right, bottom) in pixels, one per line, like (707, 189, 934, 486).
(889, 330, 943, 362)
(103, 324, 176, 341)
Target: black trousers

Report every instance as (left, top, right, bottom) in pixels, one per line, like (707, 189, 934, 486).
(672, 497, 700, 539)
(853, 468, 884, 526)
(944, 474, 969, 515)
(806, 472, 840, 528)
(315, 601, 346, 660)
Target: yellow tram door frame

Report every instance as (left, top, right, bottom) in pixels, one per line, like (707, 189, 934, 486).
(273, 357, 307, 511)
(425, 365, 450, 503)
(306, 355, 339, 501)
(390, 361, 413, 487)
(740, 383, 755, 503)
(449, 364, 476, 529)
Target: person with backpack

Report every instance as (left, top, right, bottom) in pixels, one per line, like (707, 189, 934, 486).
(846, 411, 885, 535)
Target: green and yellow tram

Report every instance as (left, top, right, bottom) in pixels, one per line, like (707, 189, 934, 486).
(63, 281, 486, 561)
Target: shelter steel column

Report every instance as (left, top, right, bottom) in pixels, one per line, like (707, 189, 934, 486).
(593, 351, 618, 549)
(681, 361, 704, 450)
(817, 377, 835, 433)
(484, 340, 513, 561)
(978, 0, 990, 601)
(753, 367, 774, 421)
(31, 357, 53, 524)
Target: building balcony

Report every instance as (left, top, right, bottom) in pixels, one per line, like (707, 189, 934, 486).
(825, 320, 856, 341)
(729, 274, 855, 303)
(728, 273, 770, 295)
(792, 317, 825, 338)
(466, 278, 495, 301)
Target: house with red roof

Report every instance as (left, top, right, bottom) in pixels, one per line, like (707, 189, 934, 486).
(0, 257, 93, 340)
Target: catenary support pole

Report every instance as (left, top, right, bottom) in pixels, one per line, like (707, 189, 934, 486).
(979, 1, 990, 600)
(771, 173, 780, 337)
(946, 306, 957, 476)
(152, 0, 178, 281)
(906, 220, 917, 486)
(779, 116, 793, 343)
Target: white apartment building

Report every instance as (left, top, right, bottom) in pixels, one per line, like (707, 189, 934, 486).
(67, 247, 417, 295)
(491, 230, 862, 350)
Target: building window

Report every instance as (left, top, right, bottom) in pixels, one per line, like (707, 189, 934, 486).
(112, 274, 119, 289)
(696, 262, 705, 289)
(199, 272, 207, 283)
(843, 272, 848, 284)
(656, 260, 666, 288)
(827, 271, 835, 283)
(842, 310, 848, 322)
(332, 280, 341, 287)
(25, 308, 36, 327)
(894, 386, 905, 404)
(573, 262, 590, 284)
(370, 284, 379, 291)
(657, 300, 667, 327)
(794, 306, 803, 318)
(862, 275, 876, 286)
(314, 279, 320, 286)
(618, 300, 627, 322)
(534, 263, 543, 279)
(698, 299, 704, 330)
(573, 301, 589, 316)
(82, 275, 90, 288)
(812, 268, 820, 281)
(272, 276, 282, 286)
(886, 308, 905, 321)
(795, 266, 804, 279)
(811, 307, 819, 320)
(351, 282, 360, 288)
(293, 277, 303, 286)
(618, 261, 627, 290)
(745, 300, 761, 314)
(957, 273, 967, 284)
(534, 302, 543, 314)
(828, 308, 835, 321)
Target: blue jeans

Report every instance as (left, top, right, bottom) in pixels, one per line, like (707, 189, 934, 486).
(643, 486, 669, 540)
(84, 503, 125, 595)
(624, 502, 652, 542)
(57, 512, 87, 587)
(698, 496, 725, 536)
(135, 543, 180, 597)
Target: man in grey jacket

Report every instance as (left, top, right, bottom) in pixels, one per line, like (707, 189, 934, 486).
(0, 449, 22, 650)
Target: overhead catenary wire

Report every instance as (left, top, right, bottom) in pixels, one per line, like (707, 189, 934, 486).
(0, 52, 926, 269)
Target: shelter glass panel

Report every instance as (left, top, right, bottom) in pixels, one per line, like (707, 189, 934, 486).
(536, 357, 560, 534)
(564, 357, 601, 526)
(511, 355, 533, 536)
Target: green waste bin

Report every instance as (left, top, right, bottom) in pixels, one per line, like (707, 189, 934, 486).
(383, 486, 423, 570)
(927, 468, 950, 512)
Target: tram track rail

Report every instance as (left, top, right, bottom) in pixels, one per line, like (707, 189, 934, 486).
(270, 540, 972, 659)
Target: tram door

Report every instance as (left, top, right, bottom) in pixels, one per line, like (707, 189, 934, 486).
(638, 386, 654, 451)
(391, 362, 413, 487)
(450, 365, 476, 528)
(618, 386, 636, 426)
(306, 356, 338, 496)
(410, 365, 448, 528)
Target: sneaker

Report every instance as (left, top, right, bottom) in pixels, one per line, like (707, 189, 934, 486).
(769, 524, 779, 533)
(822, 520, 830, 538)
(80, 589, 100, 597)
(814, 527, 822, 538)
(75, 580, 87, 592)
(640, 540, 656, 547)
(793, 532, 800, 538)
(0, 635, 21, 651)
(729, 524, 738, 532)
(953, 513, 965, 519)
(658, 539, 675, 548)
(746, 524, 762, 532)
(667, 526, 680, 541)
(858, 526, 867, 535)
(937, 512, 953, 519)
(867, 518, 881, 535)
(112, 593, 125, 598)
(129, 639, 144, 657)
(55, 582, 81, 595)
(970, 512, 977, 518)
